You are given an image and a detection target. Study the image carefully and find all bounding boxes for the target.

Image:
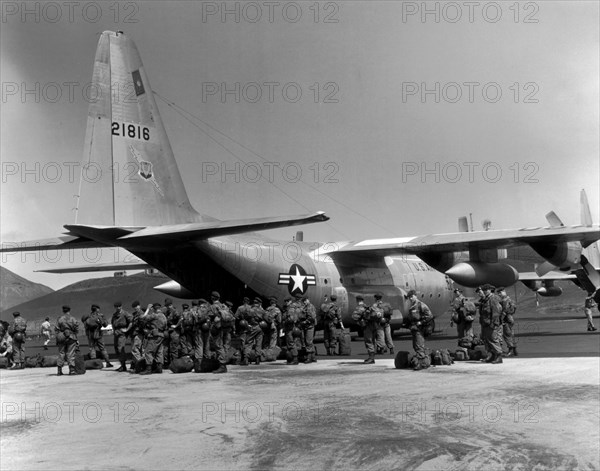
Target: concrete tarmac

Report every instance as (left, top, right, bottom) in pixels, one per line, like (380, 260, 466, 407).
(2, 306, 599, 470)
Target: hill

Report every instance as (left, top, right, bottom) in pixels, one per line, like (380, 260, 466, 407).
(0, 272, 187, 328)
(0, 266, 54, 312)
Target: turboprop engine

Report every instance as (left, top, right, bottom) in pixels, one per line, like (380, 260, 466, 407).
(154, 280, 196, 298)
(530, 241, 582, 275)
(445, 262, 519, 288)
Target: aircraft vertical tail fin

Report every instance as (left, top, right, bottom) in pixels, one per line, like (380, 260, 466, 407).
(580, 189, 600, 269)
(76, 31, 205, 227)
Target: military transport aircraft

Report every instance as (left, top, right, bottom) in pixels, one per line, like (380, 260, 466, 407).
(2, 32, 599, 332)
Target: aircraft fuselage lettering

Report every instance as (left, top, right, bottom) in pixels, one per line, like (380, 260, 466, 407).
(111, 121, 150, 141)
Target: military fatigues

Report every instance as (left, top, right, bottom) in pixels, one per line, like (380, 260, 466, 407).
(382, 305, 394, 354)
(81, 311, 111, 363)
(235, 302, 253, 365)
(282, 300, 302, 364)
(141, 307, 167, 373)
(9, 315, 27, 367)
(352, 301, 376, 361)
(263, 304, 281, 349)
(221, 304, 236, 358)
(370, 300, 387, 354)
(130, 306, 146, 369)
(499, 293, 517, 355)
(241, 303, 265, 364)
(165, 305, 181, 364)
(56, 313, 80, 373)
(407, 299, 433, 359)
(179, 306, 195, 357)
(299, 300, 317, 363)
(320, 301, 341, 355)
(479, 293, 503, 362)
(112, 308, 133, 371)
(584, 296, 597, 331)
(451, 295, 476, 341)
(194, 303, 212, 361)
(0, 331, 13, 365)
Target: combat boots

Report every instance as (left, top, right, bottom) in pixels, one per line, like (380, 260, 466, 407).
(240, 358, 249, 366)
(154, 365, 163, 374)
(491, 354, 503, 364)
(105, 360, 114, 368)
(9, 363, 21, 370)
(139, 365, 153, 375)
(389, 348, 394, 355)
(483, 354, 494, 363)
(116, 361, 127, 372)
(213, 364, 227, 374)
(68, 366, 76, 375)
(364, 354, 375, 364)
(57, 367, 63, 376)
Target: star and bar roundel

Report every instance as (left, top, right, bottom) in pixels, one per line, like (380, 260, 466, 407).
(278, 264, 317, 295)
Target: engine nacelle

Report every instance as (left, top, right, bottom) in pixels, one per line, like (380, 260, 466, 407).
(537, 286, 563, 297)
(445, 262, 519, 288)
(530, 241, 582, 270)
(153, 280, 196, 299)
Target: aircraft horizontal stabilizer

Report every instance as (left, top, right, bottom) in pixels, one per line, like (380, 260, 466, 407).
(0, 235, 111, 253)
(518, 271, 577, 281)
(36, 261, 150, 274)
(114, 212, 329, 242)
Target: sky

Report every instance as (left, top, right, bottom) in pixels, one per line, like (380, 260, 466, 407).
(1, 0, 599, 290)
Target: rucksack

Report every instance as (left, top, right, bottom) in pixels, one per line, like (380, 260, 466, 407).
(503, 298, 516, 315)
(462, 300, 477, 321)
(411, 354, 431, 370)
(182, 310, 195, 330)
(219, 306, 235, 324)
(85, 313, 101, 329)
(440, 349, 453, 365)
(431, 350, 443, 366)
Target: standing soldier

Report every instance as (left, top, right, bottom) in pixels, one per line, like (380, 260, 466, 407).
(8, 312, 27, 370)
(370, 294, 387, 354)
(450, 289, 466, 338)
(111, 302, 133, 372)
(479, 284, 503, 364)
(0, 323, 13, 367)
(497, 287, 518, 357)
(235, 297, 252, 363)
(584, 293, 598, 331)
(82, 305, 113, 367)
(299, 296, 317, 363)
(238, 297, 264, 365)
(209, 291, 228, 373)
(130, 301, 146, 372)
(263, 297, 280, 350)
(406, 290, 434, 362)
(381, 300, 395, 356)
(222, 301, 236, 358)
(40, 317, 52, 350)
(179, 302, 196, 358)
(195, 299, 212, 366)
(352, 295, 376, 364)
(164, 299, 181, 366)
(55, 306, 81, 375)
(321, 295, 341, 356)
(282, 297, 302, 365)
(139, 303, 167, 375)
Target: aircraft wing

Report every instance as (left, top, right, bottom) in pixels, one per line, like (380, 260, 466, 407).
(36, 261, 150, 274)
(517, 271, 577, 281)
(331, 225, 600, 257)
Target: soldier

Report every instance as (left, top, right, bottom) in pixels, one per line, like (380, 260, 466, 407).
(320, 294, 341, 356)
(352, 295, 376, 364)
(179, 302, 196, 358)
(55, 306, 81, 375)
(371, 293, 394, 355)
(584, 293, 598, 331)
(209, 291, 228, 373)
(195, 299, 212, 364)
(222, 301, 236, 358)
(164, 298, 181, 366)
(479, 284, 503, 364)
(450, 289, 477, 341)
(8, 312, 27, 370)
(237, 297, 264, 365)
(139, 302, 167, 375)
(406, 290, 433, 361)
(130, 301, 146, 372)
(263, 297, 281, 350)
(497, 287, 518, 356)
(0, 323, 13, 367)
(299, 296, 317, 363)
(235, 297, 252, 362)
(40, 317, 52, 350)
(111, 302, 133, 372)
(282, 296, 302, 365)
(81, 304, 113, 367)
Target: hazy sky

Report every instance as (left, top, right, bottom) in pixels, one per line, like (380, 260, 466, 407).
(1, 1, 599, 290)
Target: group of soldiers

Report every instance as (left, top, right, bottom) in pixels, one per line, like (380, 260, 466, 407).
(450, 284, 518, 364)
(15, 291, 330, 375)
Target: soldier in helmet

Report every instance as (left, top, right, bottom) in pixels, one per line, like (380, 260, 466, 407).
(222, 301, 236, 358)
(479, 284, 503, 364)
(55, 306, 81, 375)
(497, 287, 518, 357)
(370, 293, 388, 354)
(139, 303, 167, 375)
(129, 301, 146, 372)
(320, 294, 341, 356)
(264, 297, 281, 349)
(352, 295, 376, 364)
(194, 299, 212, 366)
(164, 298, 181, 366)
(282, 296, 302, 365)
(584, 293, 598, 332)
(8, 312, 27, 370)
(247, 297, 266, 365)
(235, 297, 253, 365)
(81, 304, 113, 367)
(299, 296, 317, 363)
(111, 302, 133, 372)
(406, 290, 433, 361)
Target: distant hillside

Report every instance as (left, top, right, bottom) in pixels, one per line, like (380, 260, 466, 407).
(0, 266, 54, 312)
(0, 272, 188, 328)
